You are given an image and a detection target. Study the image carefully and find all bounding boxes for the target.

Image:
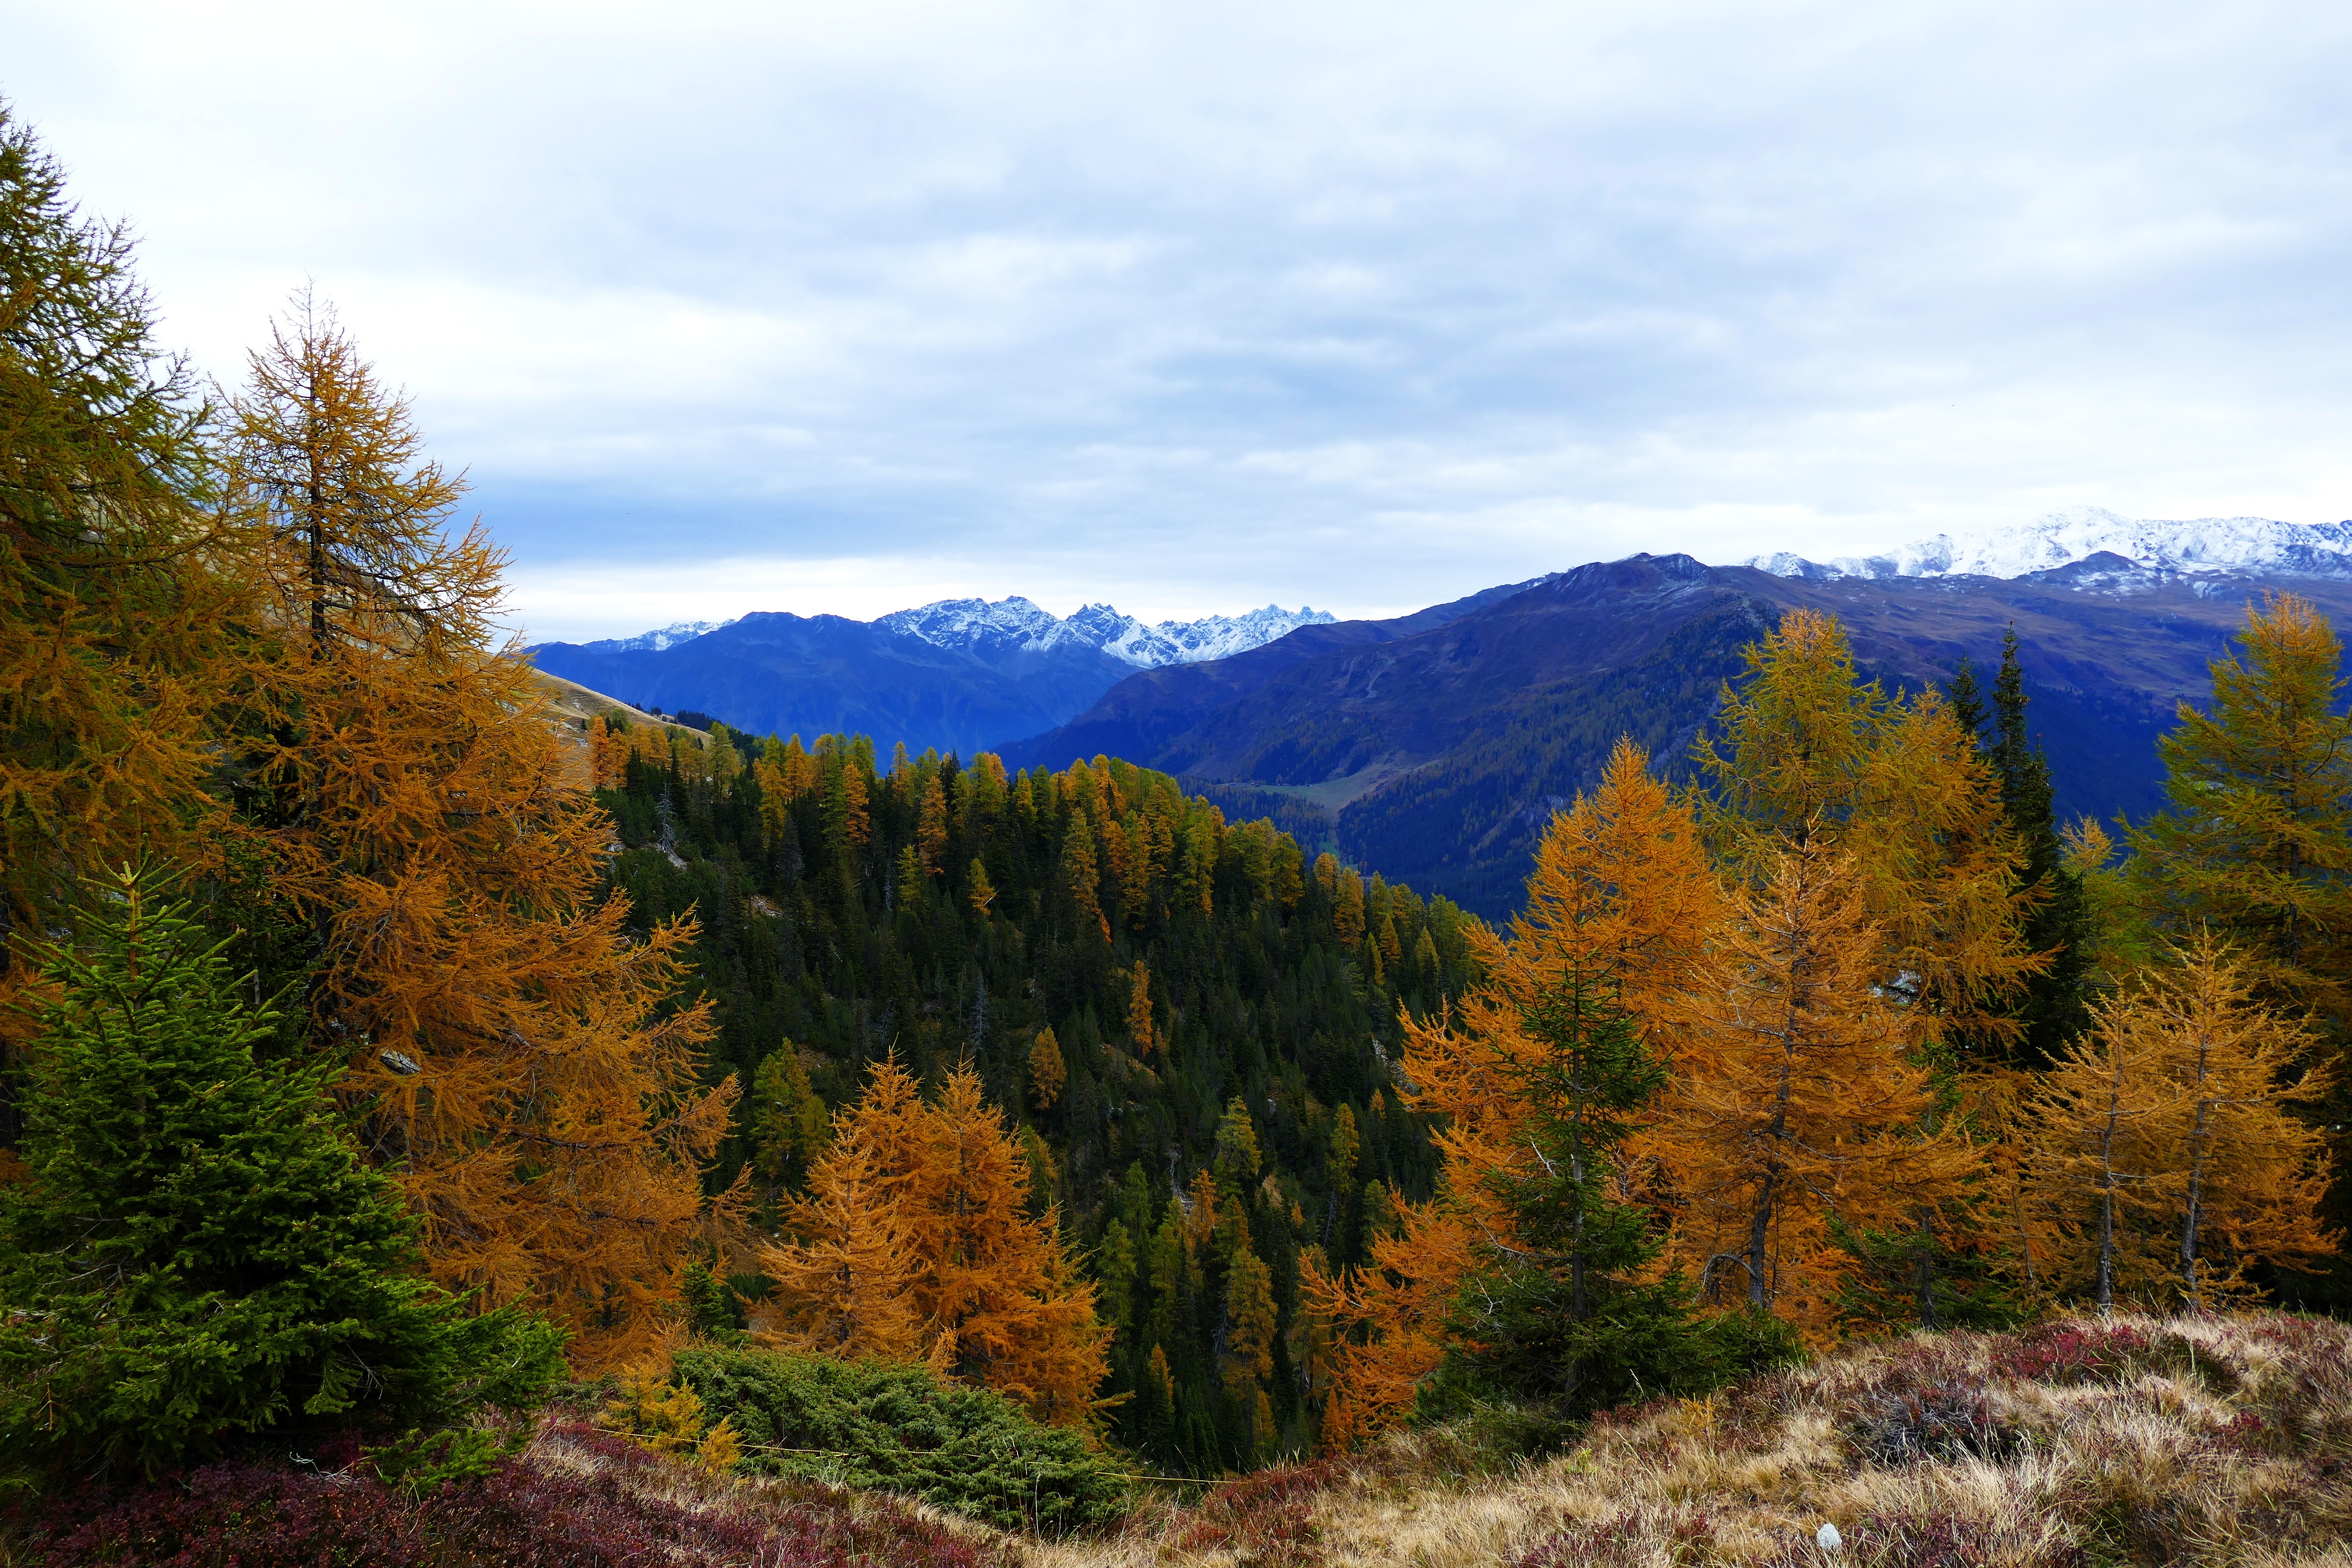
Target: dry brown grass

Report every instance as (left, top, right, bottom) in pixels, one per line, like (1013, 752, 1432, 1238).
(1023, 1313, 2352, 1568)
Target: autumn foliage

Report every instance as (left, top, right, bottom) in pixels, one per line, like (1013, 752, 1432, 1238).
(761, 1057, 1109, 1425)
(1312, 603, 2345, 1449)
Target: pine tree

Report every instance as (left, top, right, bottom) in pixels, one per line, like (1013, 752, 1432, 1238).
(1986, 627, 2096, 1065)
(0, 863, 564, 1479)
(222, 303, 738, 1368)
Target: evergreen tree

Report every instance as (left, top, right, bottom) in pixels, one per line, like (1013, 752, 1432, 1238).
(1439, 974, 1758, 1424)
(1986, 627, 2096, 1066)
(0, 864, 564, 1479)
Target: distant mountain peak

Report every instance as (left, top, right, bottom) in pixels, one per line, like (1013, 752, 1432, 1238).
(875, 596, 1334, 668)
(573, 618, 737, 654)
(1740, 508, 2352, 585)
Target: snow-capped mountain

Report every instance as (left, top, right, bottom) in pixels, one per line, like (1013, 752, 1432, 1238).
(874, 597, 1334, 668)
(573, 618, 738, 654)
(1742, 506, 2352, 584)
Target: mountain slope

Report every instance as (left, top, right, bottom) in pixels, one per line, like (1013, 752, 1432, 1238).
(531, 611, 1137, 758)
(1015, 553, 2352, 917)
(530, 597, 1335, 756)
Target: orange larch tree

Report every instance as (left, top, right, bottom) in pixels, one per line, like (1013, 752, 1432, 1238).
(760, 1057, 1110, 1425)
(1671, 841, 1985, 1340)
(2021, 936, 2336, 1312)
(1694, 607, 2039, 1045)
(1308, 741, 1721, 1443)
(220, 298, 738, 1368)
(0, 107, 248, 1151)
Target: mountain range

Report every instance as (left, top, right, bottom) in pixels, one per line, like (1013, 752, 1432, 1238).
(529, 598, 1332, 756)
(533, 509, 2352, 916)
(1004, 510, 2352, 914)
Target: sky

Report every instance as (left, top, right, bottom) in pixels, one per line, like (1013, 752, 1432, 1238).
(12, 0, 2352, 641)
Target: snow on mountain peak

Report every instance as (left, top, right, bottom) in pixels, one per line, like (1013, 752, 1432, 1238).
(1738, 508, 2352, 584)
(576, 618, 736, 654)
(876, 595, 1335, 667)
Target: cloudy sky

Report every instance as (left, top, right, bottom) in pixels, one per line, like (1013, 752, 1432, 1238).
(13, 1, 2352, 640)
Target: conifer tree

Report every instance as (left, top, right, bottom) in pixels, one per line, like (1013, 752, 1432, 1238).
(1221, 1236, 1279, 1456)
(222, 303, 738, 1368)
(1984, 628, 2097, 1065)
(1672, 842, 1987, 1339)
(0, 104, 244, 1150)
(2127, 594, 2352, 1036)
(1029, 1027, 1066, 1110)
(749, 1043, 830, 1195)
(0, 864, 564, 1479)
(1696, 609, 2039, 1044)
(760, 1130, 925, 1359)
(1440, 973, 1760, 1420)
(2021, 937, 2335, 1311)
(760, 1058, 1109, 1425)
(1314, 744, 1724, 1444)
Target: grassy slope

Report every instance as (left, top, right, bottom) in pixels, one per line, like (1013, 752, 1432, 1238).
(1035, 1312, 2352, 1568)
(19, 1314, 2352, 1565)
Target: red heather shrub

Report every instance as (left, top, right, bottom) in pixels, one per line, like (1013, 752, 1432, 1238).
(1991, 1322, 2148, 1384)
(3, 1462, 432, 1568)
(1172, 1458, 1346, 1564)
(1512, 1508, 1721, 1567)
(3, 1429, 995, 1568)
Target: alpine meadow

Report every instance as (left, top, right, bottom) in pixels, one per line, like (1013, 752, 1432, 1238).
(10, 83, 2352, 1568)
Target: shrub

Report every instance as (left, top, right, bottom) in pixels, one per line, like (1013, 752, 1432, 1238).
(1990, 1321, 2147, 1384)
(1, 1428, 999, 1568)
(1848, 1382, 2019, 1466)
(671, 1345, 1129, 1531)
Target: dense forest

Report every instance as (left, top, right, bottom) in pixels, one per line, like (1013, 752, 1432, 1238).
(592, 721, 1468, 1468)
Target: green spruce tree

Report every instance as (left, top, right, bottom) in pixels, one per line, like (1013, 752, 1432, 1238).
(0, 863, 565, 1480)
(1987, 627, 2096, 1066)
(1438, 974, 1780, 1428)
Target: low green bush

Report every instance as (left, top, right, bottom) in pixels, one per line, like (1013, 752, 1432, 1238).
(670, 1347, 1127, 1532)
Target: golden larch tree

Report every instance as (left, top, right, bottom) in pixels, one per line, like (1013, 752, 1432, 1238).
(0, 109, 246, 1151)
(1671, 841, 1984, 1339)
(1695, 607, 2039, 1044)
(2021, 936, 2336, 1312)
(761, 1057, 1109, 1425)
(221, 299, 738, 1367)
(759, 1130, 925, 1360)
(1310, 741, 1722, 1444)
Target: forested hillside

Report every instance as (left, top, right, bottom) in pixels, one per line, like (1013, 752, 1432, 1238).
(589, 720, 1472, 1469)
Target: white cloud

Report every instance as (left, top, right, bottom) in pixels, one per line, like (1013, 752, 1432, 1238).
(10, 0, 2352, 637)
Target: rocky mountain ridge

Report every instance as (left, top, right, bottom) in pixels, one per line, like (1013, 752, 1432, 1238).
(565, 597, 1330, 670)
(1742, 504, 2352, 584)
